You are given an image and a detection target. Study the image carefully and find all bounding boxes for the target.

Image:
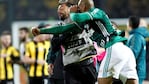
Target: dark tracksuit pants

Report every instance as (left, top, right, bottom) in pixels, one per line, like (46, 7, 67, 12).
(64, 58, 97, 84)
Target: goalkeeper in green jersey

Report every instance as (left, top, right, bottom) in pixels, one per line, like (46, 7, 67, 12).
(32, 0, 138, 84)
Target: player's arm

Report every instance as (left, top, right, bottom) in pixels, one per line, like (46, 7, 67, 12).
(46, 47, 55, 64)
(70, 8, 104, 22)
(40, 22, 82, 34)
(46, 35, 62, 64)
(24, 43, 46, 65)
(11, 47, 20, 63)
(23, 43, 36, 64)
(32, 22, 82, 36)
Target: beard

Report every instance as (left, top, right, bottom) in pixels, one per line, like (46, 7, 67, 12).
(60, 17, 65, 21)
(59, 16, 66, 21)
(20, 38, 26, 42)
(58, 13, 67, 21)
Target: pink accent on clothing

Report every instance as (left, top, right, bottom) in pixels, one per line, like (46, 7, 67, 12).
(96, 51, 106, 61)
(93, 51, 106, 66)
(60, 45, 65, 53)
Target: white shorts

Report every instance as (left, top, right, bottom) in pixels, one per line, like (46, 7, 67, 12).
(98, 42, 138, 83)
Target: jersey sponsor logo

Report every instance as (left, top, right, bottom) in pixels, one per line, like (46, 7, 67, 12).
(100, 39, 105, 48)
(65, 38, 86, 49)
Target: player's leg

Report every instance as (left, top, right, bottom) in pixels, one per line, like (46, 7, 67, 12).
(97, 46, 113, 84)
(126, 79, 138, 84)
(98, 43, 137, 84)
(119, 44, 138, 84)
(112, 78, 123, 84)
(98, 76, 113, 84)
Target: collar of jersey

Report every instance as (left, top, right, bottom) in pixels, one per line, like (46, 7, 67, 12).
(105, 36, 127, 48)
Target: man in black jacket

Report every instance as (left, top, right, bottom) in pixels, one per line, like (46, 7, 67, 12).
(46, 0, 77, 84)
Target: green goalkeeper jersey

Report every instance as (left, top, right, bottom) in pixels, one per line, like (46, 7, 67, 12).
(40, 7, 126, 48)
(40, 8, 114, 34)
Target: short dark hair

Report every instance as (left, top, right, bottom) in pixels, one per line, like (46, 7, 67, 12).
(128, 16, 140, 29)
(58, 0, 79, 7)
(38, 23, 50, 29)
(58, 2, 74, 7)
(1, 31, 11, 36)
(19, 27, 29, 33)
(66, 2, 74, 7)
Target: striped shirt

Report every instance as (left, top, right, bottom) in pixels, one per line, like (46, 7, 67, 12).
(0, 46, 19, 80)
(25, 41, 50, 77)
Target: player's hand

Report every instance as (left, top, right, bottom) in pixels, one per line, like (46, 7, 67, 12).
(37, 60, 45, 65)
(32, 27, 40, 36)
(70, 5, 78, 13)
(48, 64, 54, 75)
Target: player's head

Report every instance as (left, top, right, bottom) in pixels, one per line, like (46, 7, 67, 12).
(35, 23, 51, 42)
(58, 0, 71, 20)
(58, 0, 79, 20)
(0, 31, 11, 48)
(19, 27, 29, 42)
(127, 16, 140, 31)
(78, 0, 94, 12)
(38, 22, 51, 41)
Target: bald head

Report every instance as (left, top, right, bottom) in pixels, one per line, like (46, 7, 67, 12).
(78, 0, 94, 12)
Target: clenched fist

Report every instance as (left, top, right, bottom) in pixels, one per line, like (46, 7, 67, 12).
(32, 27, 40, 36)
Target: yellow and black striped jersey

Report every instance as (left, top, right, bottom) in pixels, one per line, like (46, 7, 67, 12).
(0, 46, 20, 80)
(25, 41, 50, 77)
